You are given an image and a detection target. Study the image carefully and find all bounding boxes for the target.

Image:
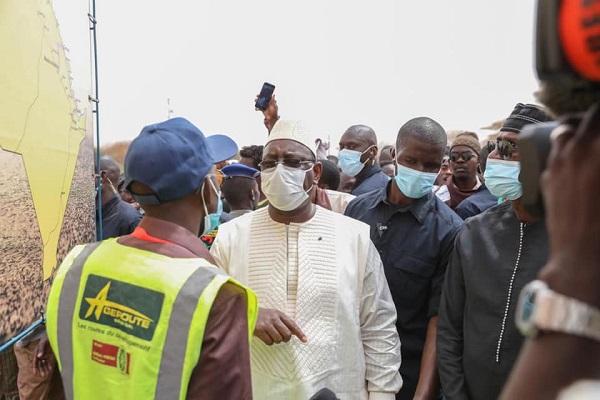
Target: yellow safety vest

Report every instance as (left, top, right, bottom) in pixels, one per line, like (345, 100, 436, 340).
(46, 239, 257, 400)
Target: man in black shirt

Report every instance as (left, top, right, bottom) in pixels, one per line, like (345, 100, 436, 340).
(345, 117, 462, 400)
(95, 155, 142, 239)
(437, 103, 553, 400)
(338, 125, 389, 196)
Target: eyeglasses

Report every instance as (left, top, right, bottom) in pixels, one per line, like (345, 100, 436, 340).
(258, 159, 315, 171)
(487, 140, 517, 160)
(449, 151, 476, 162)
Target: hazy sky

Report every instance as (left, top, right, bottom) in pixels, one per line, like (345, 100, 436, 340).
(94, 0, 540, 150)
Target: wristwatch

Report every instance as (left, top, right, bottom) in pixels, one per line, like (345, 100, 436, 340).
(516, 279, 600, 341)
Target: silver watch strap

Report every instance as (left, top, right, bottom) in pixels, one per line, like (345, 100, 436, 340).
(537, 289, 600, 342)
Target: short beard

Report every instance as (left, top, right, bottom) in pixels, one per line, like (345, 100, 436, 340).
(535, 76, 598, 117)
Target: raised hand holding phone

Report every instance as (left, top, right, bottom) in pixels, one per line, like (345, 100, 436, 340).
(254, 82, 279, 133)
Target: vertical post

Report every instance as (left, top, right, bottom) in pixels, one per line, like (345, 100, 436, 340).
(167, 98, 174, 119)
(89, 0, 102, 240)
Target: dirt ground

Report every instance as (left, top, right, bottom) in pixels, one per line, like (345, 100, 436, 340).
(0, 135, 95, 343)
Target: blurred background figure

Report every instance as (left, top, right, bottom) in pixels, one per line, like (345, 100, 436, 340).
(220, 164, 260, 219)
(338, 125, 388, 195)
(435, 147, 452, 186)
(315, 138, 330, 160)
(433, 147, 452, 202)
(326, 154, 339, 166)
(378, 144, 394, 166)
(318, 159, 355, 214)
(378, 144, 396, 178)
(454, 144, 498, 220)
(444, 132, 495, 217)
(238, 145, 263, 170)
(238, 145, 267, 209)
(95, 154, 142, 240)
(198, 134, 239, 249)
(317, 159, 341, 191)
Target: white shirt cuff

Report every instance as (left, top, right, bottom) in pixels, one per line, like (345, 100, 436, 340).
(368, 392, 396, 400)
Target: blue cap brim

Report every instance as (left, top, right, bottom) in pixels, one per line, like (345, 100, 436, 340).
(221, 163, 259, 179)
(207, 134, 238, 163)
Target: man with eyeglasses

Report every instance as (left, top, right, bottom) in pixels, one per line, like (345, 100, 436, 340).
(437, 103, 554, 400)
(444, 132, 497, 219)
(210, 119, 402, 399)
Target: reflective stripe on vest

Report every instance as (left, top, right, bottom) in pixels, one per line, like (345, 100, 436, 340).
(155, 264, 225, 398)
(54, 242, 228, 399)
(56, 242, 101, 400)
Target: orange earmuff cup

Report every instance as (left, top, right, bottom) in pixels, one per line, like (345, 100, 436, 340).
(559, 0, 600, 81)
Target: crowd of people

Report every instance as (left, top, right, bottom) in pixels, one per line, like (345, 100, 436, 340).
(1, 76, 597, 400)
(4, 4, 600, 398)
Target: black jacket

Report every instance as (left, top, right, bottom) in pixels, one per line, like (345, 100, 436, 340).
(437, 202, 548, 400)
(454, 185, 498, 220)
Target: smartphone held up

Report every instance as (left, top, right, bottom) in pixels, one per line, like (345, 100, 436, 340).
(255, 82, 275, 111)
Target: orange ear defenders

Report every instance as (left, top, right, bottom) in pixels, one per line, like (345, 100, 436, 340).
(536, 0, 600, 82)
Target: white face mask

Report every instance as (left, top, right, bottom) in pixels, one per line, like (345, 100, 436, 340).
(261, 163, 311, 211)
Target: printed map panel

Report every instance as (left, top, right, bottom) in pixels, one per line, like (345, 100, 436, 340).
(0, 0, 95, 342)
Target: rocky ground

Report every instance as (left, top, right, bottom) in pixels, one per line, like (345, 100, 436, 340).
(0, 135, 95, 343)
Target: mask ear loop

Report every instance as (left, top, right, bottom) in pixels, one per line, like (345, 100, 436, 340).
(362, 145, 376, 166)
(103, 172, 119, 196)
(304, 161, 319, 194)
(206, 177, 220, 196)
(196, 179, 210, 216)
(203, 176, 222, 214)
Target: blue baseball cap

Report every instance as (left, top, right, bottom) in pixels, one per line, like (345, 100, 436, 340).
(221, 163, 259, 179)
(125, 117, 237, 205)
(209, 134, 239, 163)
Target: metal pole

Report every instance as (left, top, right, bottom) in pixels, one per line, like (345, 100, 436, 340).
(89, 0, 102, 240)
(0, 317, 45, 353)
(167, 98, 173, 119)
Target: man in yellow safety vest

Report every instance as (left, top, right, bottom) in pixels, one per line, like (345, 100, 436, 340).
(45, 117, 257, 400)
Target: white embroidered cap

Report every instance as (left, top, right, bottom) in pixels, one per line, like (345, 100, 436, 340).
(266, 119, 316, 158)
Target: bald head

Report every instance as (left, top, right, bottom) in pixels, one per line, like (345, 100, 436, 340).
(343, 125, 378, 147)
(338, 125, 379, 173)
(379, 144, 395, 166)
(98, 155, 120, 187)
(396, 117, 447, 152)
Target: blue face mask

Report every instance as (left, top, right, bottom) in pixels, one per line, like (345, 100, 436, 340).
(201, 179, 222, 236)
(394, 164, 438, 199)
(483, 159, 522, 200)
(338, 146, 373, 177)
